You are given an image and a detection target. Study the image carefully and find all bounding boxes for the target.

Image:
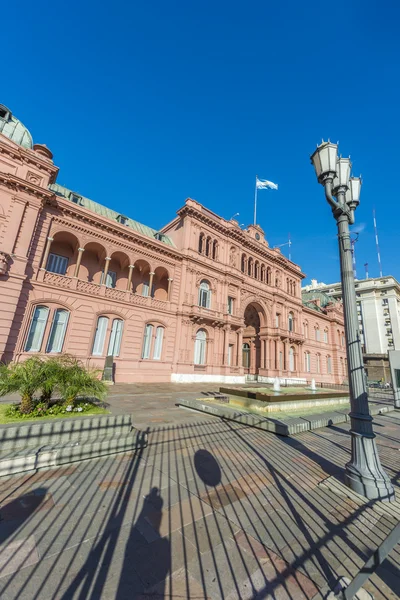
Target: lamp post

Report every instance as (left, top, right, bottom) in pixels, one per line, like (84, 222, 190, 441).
(311, 141, 394, 502)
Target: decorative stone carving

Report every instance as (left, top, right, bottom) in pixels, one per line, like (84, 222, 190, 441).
(26, 171, 43, 186)
(229, 247, 236, 267)
(0, 251, 10, 275)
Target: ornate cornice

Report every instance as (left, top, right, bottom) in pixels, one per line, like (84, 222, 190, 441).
(0, 172, 55, 201)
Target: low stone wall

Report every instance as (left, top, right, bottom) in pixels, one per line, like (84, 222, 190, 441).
(219, 387, 347, 403)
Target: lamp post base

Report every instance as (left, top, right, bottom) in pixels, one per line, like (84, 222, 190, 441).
(345, 432, 395, 502)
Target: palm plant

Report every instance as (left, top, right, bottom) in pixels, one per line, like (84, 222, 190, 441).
(58, 363, 107, 406)
(39, 355, 78, 406)
(0, 356, 48, 414)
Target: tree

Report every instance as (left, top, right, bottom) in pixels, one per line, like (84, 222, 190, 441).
(0, 357, 48, 414)
(58, 363, 107, 406)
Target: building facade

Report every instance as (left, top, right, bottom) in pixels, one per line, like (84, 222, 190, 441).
(0, 105, 347, 384)
(303, 276, 400, 381)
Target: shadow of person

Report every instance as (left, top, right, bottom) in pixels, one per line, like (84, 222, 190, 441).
(194, 449, 222, 487)
(0, 487, 47, 579)
(116, 487, 171, 599)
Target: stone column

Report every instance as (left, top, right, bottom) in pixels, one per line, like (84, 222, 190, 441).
(167, 278, 173, 301)
(40, 236, 53, 270)
(127, 265, 134, 291)
(260, 338, 265, 371)
(148, 272, 155, 297)
(73, 248, 85, 278)
(101, 257, 111, 285)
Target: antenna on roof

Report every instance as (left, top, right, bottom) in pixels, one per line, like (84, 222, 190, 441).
(373, 208, 383, 277)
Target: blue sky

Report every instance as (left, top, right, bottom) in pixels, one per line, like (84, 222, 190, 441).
(3, 1, 399, 284)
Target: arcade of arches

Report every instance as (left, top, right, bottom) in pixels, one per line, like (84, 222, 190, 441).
(242, 302, 299, 375)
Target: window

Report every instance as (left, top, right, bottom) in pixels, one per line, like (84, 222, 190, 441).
(101, 270, 117, 288)
(279, 351, 283, 370)
(303, 322, 309, 338)
(117, 215, 128, 225)
(316, 353, 321, 374)
(153, 326, 164, 360)
(323, 330, 328, 343)
(275, 314, 280, 328)
(242, 343, 250, 368)
(25, 306, 49, 352)
(198, 280, 211, 308)
(227, 297, 234, 315)
(341, 334, 345, 346)
(382, 298, 389, 305)
(107, 319, 124, 357)
(228, 344, 234, 366)
(327, 356, 332, 374)
(142, 281, 150, 297)
(47, 253, 68, 275)
(304, 352, 311, 372)
(289, 347, 295, 372)
(198, 233, 205, 254)
(288, 313, 294, 332)
(194, 329, 207, 365)
(92, 316, 109, 356)
(46, 309, 69, 353)
(315, 327, 320, 342)
(241, 255, 246, 273)
(142, 324, 153, 359)
(212, 240, 218, 260)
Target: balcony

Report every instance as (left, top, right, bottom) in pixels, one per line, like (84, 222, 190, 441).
(188, 304, 225, 325)
(40, 271, 169, 310)
(272, 327, 304, 342)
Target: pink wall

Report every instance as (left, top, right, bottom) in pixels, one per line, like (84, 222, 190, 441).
(0, 128, 347, 384)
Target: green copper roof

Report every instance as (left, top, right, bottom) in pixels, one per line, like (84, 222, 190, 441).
(302, 289, 338, 311)
(0, 105, 33, 149)
(50, 183, 175, 247)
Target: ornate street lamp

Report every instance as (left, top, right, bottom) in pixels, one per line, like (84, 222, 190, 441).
(311, 141, 394, 502)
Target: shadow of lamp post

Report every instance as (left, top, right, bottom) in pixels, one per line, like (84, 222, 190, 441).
(310, 141, 394, 502)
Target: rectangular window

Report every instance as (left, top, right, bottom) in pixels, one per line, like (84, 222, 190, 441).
(323, 331, 328, 343)
(327, 356, 332, 374)
(382, 299, 389, 305)
(305, 353, 310, 372)
(46, 309, 69, 353)
(142, 324, 153, 359)
(275, 314, 280, 327)
(92, 316, 109, 356)
(107, 319, 123, 357)
(227, 297, 234, 315)
(228, 344, 234, 366)
(279, 351, 283, 370)
(47, 253, 68, 275)
(315, 329, 320, 342)
(153, 327, 164, 360)
(101, 270, 117, 288)
(25, 306, 49, 352)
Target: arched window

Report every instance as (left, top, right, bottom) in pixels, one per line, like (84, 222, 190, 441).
(248, 257, 253, 277)
(212, 240, 218, 260)
(198, 280, 211, 309)
(327, 355, 332, 374)
(289, 347, 295, 372)
(304, 352, 311, 373)
(266, 267, 272, 285)
(25, 306, 50, 352)
(242, 343, 250, 368)
(108, 318, 124, 357)
(286, 278, 289, 293)
(241, 254, 246, 273)
(303, 321, 309, 338)
(337, 329, 340, 344)
(92, 316, 109, 356)
(198, 233, 205, 254)
(153, 326, 165, 360)
(194, 329, 207, 365)
(323, 329, 328, 343)
(341, 332, 345, 346)
(46, 309, 69, 353)
(142, 324, 165, 360)
(316, 353, 321, 374)
(255, 261, 260, 279)
(142, 324, 153, 359)
(315, 326, 320, 342)
(261, 264, 265, 282)
(288, 312, 294, 332)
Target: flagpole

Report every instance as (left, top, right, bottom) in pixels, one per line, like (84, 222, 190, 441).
(254, 175, 258, 225)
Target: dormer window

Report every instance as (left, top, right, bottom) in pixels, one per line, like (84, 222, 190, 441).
(154, 232, 166, 242)
(0, 105, 10, 120)
(117, 215, 128, 225)
(70, 193, 82, 205)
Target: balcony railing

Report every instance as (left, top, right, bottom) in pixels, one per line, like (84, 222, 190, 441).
(41, 271, 169, 309)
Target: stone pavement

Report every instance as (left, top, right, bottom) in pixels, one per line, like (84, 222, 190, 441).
(0, 386, 399, 599)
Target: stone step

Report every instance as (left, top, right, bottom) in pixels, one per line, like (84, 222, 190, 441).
(0, 429, 148, 477)
(0, 414, 133, 450)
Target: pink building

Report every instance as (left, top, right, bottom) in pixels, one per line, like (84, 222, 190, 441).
(0, 105, 347, 384)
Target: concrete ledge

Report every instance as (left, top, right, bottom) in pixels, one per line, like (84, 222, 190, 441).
(0, 429, 148, 477)
(177, 398, 393, 437)
(0, 414, 132, 450)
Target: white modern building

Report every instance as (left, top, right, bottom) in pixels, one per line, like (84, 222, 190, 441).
(303, 276, 400, 381)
